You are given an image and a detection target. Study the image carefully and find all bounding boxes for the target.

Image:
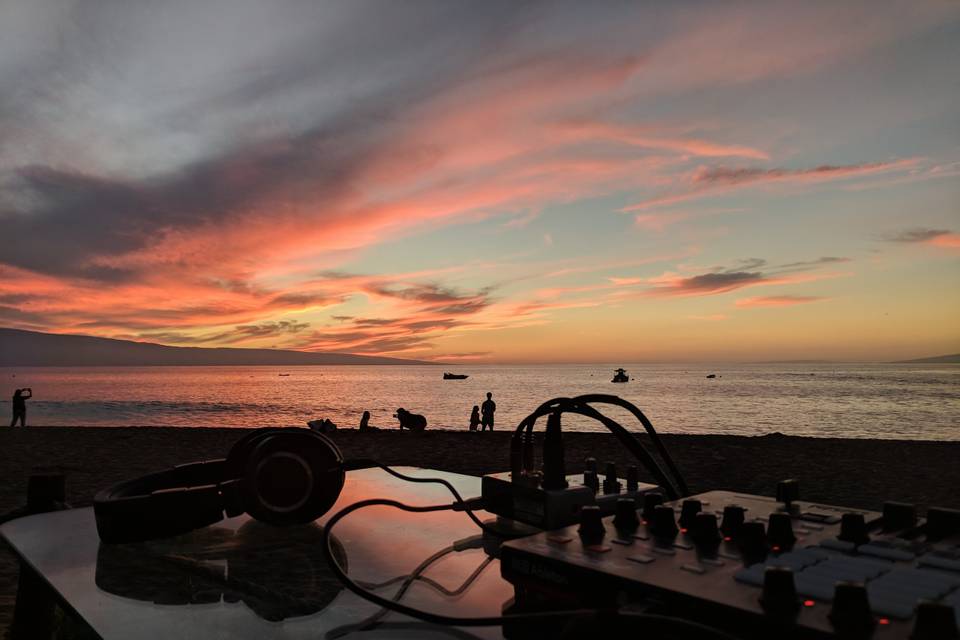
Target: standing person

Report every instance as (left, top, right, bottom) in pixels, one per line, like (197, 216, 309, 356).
(468, 406, 480, 431)
(480, 392, 496, 431)
(10, 388, 31, 427)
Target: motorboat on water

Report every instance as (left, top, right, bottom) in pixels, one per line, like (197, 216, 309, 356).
(611, 368, 629, 383)
(443, 372, 469, 380)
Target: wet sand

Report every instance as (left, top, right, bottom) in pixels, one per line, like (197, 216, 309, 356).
(1, 427, 959, 633)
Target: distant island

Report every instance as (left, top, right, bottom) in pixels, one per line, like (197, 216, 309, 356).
(894, 354, 960, 364)
(0, 328, 433, 366)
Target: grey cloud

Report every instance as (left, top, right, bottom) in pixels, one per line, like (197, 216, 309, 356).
(670, 271, 766, 293)
(883, 228, 951, 243)
(778, 256, 850, 269)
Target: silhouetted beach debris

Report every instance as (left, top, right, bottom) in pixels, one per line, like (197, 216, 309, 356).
(307, 418, 337, 433)
(394, 408, 427, 431)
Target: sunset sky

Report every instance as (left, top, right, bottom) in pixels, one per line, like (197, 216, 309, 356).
(1, 1, 958, 362)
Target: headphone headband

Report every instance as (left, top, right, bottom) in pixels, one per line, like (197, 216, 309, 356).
(94, 460, 241, 544)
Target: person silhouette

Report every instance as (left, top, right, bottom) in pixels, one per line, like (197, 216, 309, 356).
(359, 410, 379, 431)
(480, 392, 496, 431)
(10, 388, 32, 427)
(469, 406, 480, 431)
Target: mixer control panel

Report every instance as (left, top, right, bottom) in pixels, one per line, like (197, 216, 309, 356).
(500, 489, 960, 639)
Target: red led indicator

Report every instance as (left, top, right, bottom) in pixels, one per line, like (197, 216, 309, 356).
(680, 528, 688, 533)
(641, 520, 648, 525)
(878, 618, 890, 626)
(723, 536, 732, 541)
(803, 600, 815, 608)
(772, 545, 781, 552)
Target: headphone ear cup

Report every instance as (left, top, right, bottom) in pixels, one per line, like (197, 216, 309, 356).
(241, 430, 345, 526)
(225, 428, 288, 480)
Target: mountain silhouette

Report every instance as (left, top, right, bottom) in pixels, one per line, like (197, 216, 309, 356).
(0, 328, 433, 366)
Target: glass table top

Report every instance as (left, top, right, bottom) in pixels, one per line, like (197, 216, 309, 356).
(1, 467, 511, 639)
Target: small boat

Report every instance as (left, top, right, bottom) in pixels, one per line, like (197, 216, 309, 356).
(278, 373, 291, 377)
(706, 374, 717, 379)
(443, 372, 469, 380)
(611, 368, 629, 383)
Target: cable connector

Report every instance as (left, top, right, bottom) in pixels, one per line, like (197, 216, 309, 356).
(451, 496, 485, 512)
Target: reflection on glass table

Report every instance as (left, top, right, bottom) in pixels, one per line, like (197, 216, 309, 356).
(1, 467, 510, 639)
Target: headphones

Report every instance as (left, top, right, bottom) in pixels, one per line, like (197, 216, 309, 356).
(94, 428, 345, 544)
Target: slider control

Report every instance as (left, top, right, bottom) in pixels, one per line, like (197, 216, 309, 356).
(767, 513, 796, 550)
(641, 493, 664, 522)
(578, 505, 605, 545)
(829, 582, 874, 637)
(912, 600, 959, 640)
(613, 498, 640, 532)
(603, 462, 621, 494)
(740, 521, 768, 563)
(650, 505, 679, 539)
(691, 512, 721, 548)
(837, 513, 869, 546)
(760, 567, 799, 616)
(882, 501, 916, 531)
(721, 505, 746, 538)
(776, 479, 800, 511)
(583, 470, 599, 493)
(679, 499, 702, 530)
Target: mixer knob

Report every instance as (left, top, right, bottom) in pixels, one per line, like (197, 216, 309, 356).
(678, 499, 702, 530)
(641, 493, 664, 523)
(776, 479, 800, 510)
(603, 462, 621, 494)
(912, 600, 959, 640)
(721, 505, 746, 539)
(578, 505, 605, 544)
(837, 513, 870, 546)
(650, 505, 679, 539)
(613, 498, 640, 532)
(767, 513, 796, 550)
(626, 465, 639, 492)
(584, 457, 598, 474)
(760, 566, 799, 616)
(583, 470, 599, 493)
(882, 501, 916, 531)
(925, 507, 960, 541)
(829, 582, 874, 636)
(739, 521, 768, 563)
(691, 512, 721, 548)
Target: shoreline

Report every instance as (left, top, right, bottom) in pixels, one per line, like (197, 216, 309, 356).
(7, 424, 960, 443)
(1, 427, 959, 633)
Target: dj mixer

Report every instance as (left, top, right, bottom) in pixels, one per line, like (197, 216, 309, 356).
(499, 480, 960, 639)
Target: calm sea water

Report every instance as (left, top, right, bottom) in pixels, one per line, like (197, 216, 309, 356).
(2, 364, 958, 440)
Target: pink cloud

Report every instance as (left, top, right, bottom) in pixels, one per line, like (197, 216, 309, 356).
(736, 296, 828, 308)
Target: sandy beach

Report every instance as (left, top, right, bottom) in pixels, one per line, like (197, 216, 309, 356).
(2, 427, 959, 635)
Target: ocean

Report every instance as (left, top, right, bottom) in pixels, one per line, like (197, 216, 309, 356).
(2, 363, 958, 440)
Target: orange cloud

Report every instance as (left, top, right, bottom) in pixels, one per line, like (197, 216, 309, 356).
(930, 234, 960, 249)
